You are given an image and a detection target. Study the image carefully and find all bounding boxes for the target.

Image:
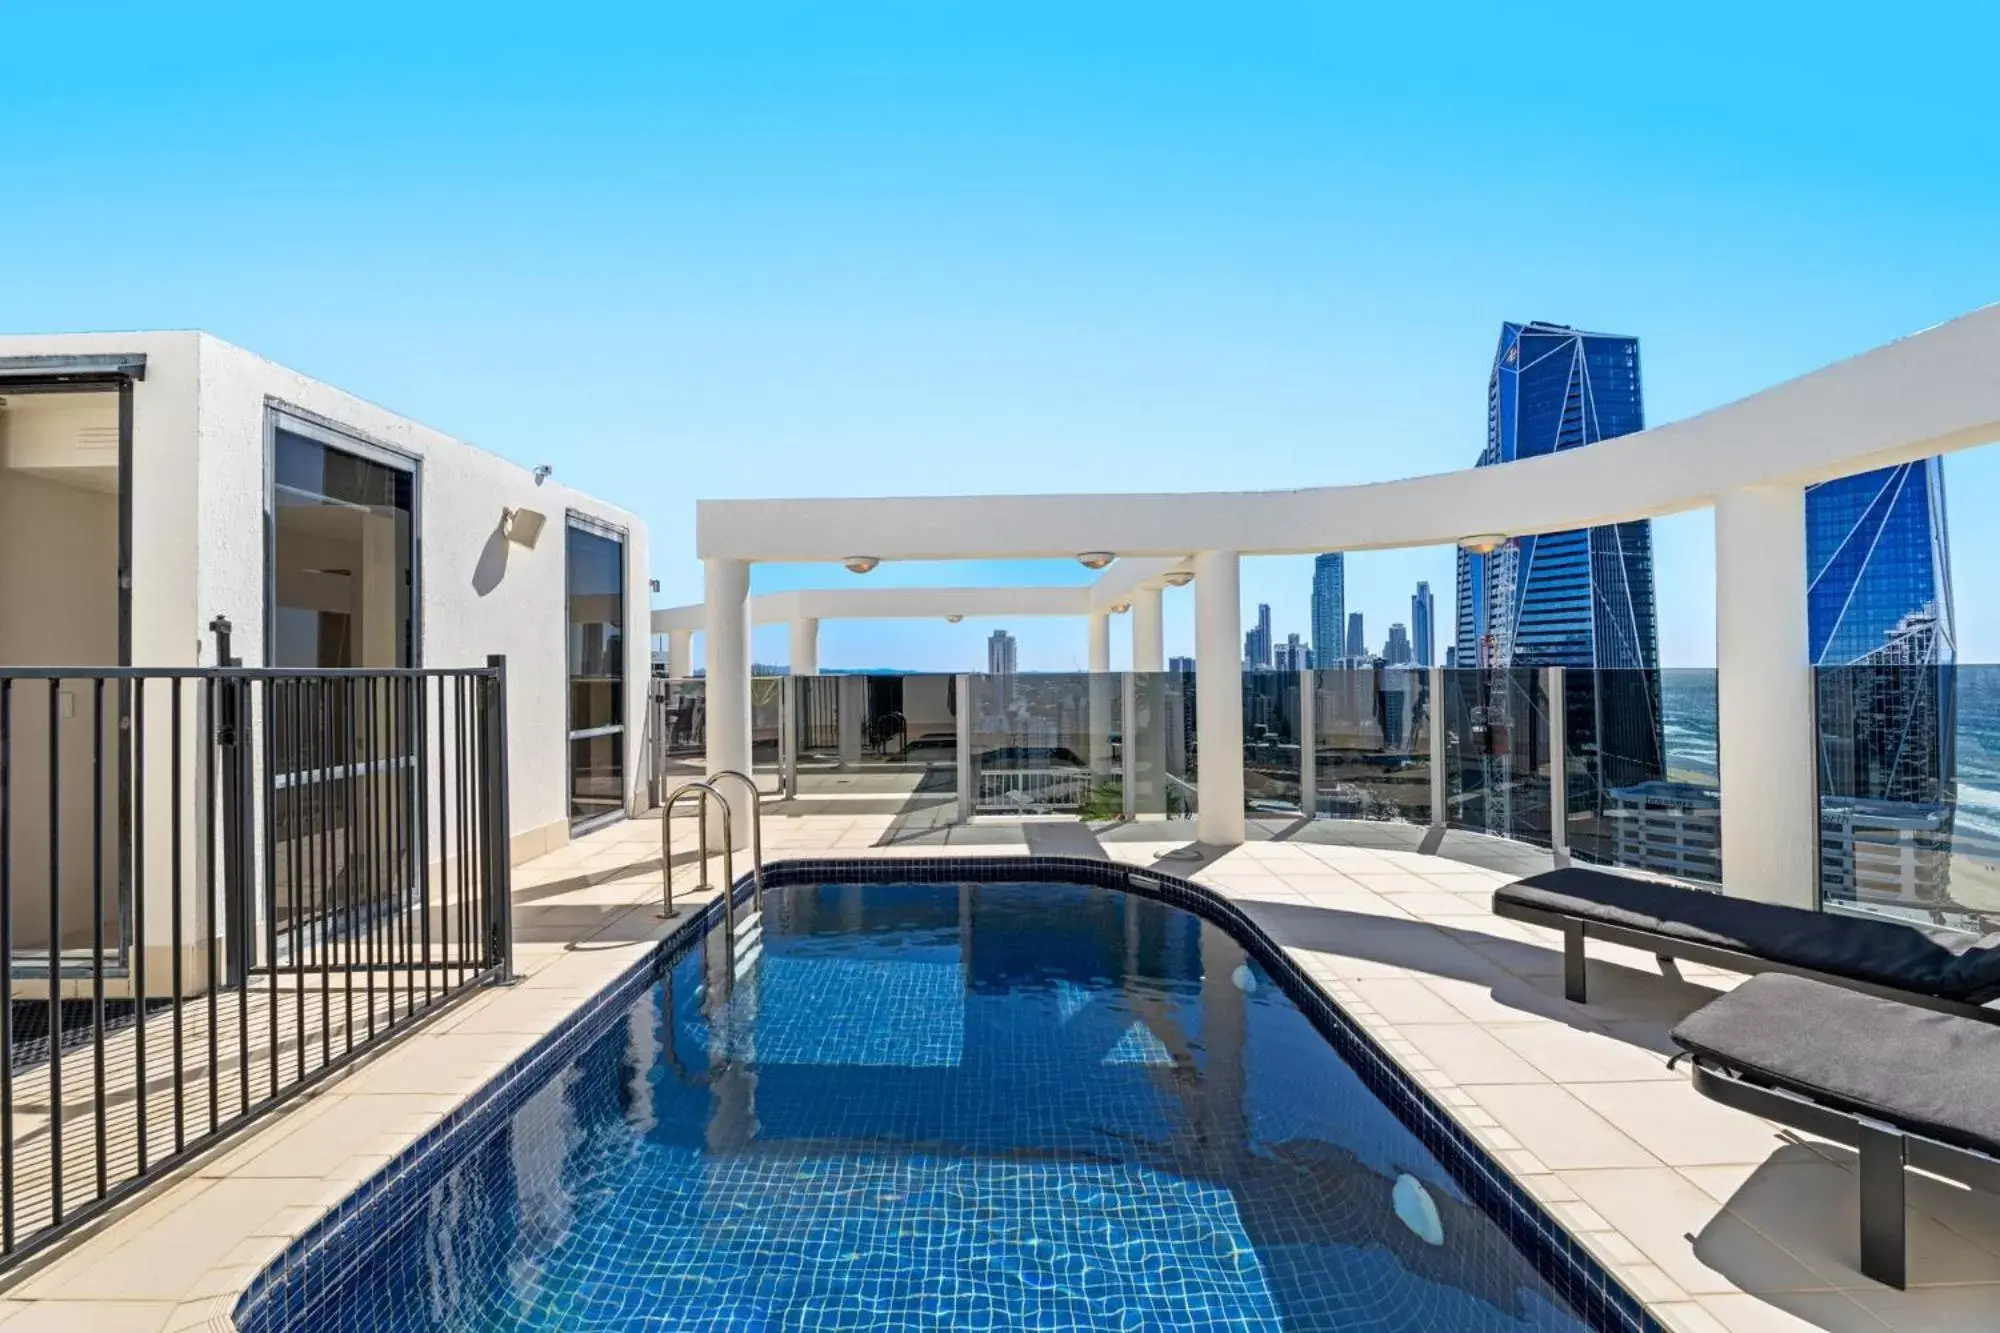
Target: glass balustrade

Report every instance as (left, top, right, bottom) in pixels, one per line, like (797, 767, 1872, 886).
(1441, 667, 1553, 847)
(1556, 667, 1720, 886)
(1311, 665, 1432, 824)
(629, 658, 2000, 923)
(968, 672, 1120, 817)
(1241, 670, 1303, 814)
(1815, 662, 1996, 934)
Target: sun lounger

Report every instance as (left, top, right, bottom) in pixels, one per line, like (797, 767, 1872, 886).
(1670, 972, 2000, 1287)
(1492, 865, 2000, 1019)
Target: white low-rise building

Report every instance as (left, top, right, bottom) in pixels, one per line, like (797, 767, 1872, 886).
(0, 333, 649, 993)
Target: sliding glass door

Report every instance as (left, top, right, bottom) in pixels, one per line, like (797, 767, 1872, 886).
(567, 518, 627, 829)
(266, 411, 418, 966)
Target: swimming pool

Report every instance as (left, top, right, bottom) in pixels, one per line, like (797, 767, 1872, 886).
(237, 857, 1653, 1332)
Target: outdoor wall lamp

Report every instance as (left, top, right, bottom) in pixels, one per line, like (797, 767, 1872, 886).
(501, 507, 547, 548)
(1110, 601, 1131, 614)
(946, 615, 964, 623)
(1162, 570, 1194, 587)
(1457, 534, 1509, 555)
(1076, 551, 1116, 570)
(843, 556, 881, 574)
(532, 464, 553, 485)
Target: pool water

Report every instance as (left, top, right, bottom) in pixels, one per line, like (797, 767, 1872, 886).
(268, 880, 1602, 1331)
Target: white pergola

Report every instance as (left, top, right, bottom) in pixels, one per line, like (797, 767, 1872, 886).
(686, 304, 2000, 904)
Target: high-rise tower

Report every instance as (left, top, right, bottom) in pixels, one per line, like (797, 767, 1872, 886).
(1411, 581, 1435, 666)
(1453, 321, 1664, 838)
(1808, 460, 1957, 911)
(1311, 554, 1346, 664)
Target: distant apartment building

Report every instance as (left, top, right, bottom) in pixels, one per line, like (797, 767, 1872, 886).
(1311, 553, 1345, 664)
(1604, 781, 1722, 884)
(1453, 321, 1664, 843)
(1168, 655, 1195, 673)
(1346, 612, 1365, 661)
(1411, 581, 1435, 666)
(1384, 623, 1412, 666)
(1275, 633, 1310, 672)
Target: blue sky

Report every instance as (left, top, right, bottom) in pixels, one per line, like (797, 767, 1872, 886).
(6, 2, 1997, 670)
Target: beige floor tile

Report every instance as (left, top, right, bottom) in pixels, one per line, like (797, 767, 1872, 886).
(0, 1303, 177, 1332)
(335, 1032, 532, 1097)
(1571, 1081, 1792, 1167)
(1721, 1158, 2000, 1290)
(1692, 1292, 1890, 1332)
(18, 1177, 313, 1301)
(1563, 1167, 1829, 1296)
(225, 1094, 452, 1179)
(1847, 1281, 2000, 1331)
(1346, 977, 1467, 1024)
(1397, 1023, 1544, 1084)
(1488, 1022, 1677, 1083)
(1421, 973, 1596, 1027)
(1465, 1084, 1657, 1170)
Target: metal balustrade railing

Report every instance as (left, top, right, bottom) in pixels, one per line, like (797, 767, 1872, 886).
(0, 655, 513, 1272)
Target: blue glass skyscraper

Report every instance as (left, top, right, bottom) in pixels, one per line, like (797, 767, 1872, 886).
(1808, 460, 1957, 910)
(1411, 581, 1435, 667)
(1453, 322, 1664, 837)
(1311, 554, 1345, 664)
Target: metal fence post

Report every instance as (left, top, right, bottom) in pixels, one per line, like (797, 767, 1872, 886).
(1121, 671, 1138, 820)
(1429, 664, 1447, 831)
(208, 618, 252, 989)
(779, 676, 798, 800)
(1545, 665, 1569, 867)
(955, 674, 975, 824)
(1297, 667, 1316, 819)
(484, 655, 517, 983)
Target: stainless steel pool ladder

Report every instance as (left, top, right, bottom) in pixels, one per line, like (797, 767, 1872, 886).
(659, 772, 766, 927)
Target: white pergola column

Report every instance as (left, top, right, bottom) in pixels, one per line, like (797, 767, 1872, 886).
(1087, 610, 1113, 776)
(702, 558, 754, 838)
(1194, 550, 1244, 844)
(1715, 484, 1817, 907)
(789, 617, 819, 677)
(667, 629, 693, 679)
(1131, 585, 1164, 674)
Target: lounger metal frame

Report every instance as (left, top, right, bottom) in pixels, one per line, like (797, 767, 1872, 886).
(1685, 1056, 2000, 1289)
(1491, 895, 2000, 1024)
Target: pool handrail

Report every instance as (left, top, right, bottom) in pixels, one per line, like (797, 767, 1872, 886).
(659, 780, 733, 921)
(705, 769, 766, 901)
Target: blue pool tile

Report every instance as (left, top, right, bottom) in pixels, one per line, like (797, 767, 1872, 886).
(236, 856, 1662, 1333)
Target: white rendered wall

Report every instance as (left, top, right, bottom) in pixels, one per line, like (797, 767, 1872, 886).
(189, 336, 649, 861)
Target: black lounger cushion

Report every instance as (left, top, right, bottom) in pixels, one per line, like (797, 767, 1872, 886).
(1496, 866, 2000, 1002)
(1671, 973, 2000, 1158)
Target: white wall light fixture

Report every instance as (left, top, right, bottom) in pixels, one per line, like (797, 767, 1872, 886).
(501, 507, 547, 548)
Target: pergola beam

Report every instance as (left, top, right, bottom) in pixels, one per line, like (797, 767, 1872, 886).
(695, 303, 2000, 563)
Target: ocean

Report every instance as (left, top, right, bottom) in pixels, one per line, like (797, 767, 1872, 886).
(1659, 666, 2000, 848)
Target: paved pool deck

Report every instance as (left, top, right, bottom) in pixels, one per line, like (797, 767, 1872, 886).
(2, 806, 1995, 1332)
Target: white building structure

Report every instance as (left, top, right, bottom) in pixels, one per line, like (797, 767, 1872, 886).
(688, 304, 2000, 907)
(0, 333, 649, 991)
